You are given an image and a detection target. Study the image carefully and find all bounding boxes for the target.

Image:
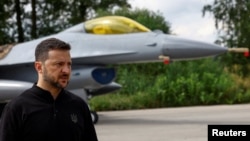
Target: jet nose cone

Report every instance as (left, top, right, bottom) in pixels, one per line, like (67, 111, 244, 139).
(162, 35, 227, 61)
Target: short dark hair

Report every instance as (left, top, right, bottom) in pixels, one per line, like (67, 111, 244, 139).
(35, 38, 71, 61)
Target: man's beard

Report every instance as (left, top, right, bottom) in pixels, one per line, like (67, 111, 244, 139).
(43, 67, 69, 89)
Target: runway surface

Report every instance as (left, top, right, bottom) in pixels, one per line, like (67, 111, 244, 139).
(94, 104, 250, 141)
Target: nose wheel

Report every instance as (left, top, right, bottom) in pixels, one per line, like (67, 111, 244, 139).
(90, 111, 98, 124)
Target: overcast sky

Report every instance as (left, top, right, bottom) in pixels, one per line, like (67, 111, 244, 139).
(128, 0, 217, 43)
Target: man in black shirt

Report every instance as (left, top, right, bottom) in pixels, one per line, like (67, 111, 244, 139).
(0, 38, 98, 141)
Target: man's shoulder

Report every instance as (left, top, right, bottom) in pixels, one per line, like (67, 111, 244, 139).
(6, 88, 34, 106)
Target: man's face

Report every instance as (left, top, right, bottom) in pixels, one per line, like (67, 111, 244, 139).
(42, 49, 72, 89)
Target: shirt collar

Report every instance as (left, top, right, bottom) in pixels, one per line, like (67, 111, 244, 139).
(30, 83, 65, 102)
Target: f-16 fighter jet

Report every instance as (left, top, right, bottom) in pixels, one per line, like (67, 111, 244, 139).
(0, 16, 248, 123)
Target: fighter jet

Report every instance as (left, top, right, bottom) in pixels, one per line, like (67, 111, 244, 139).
(0, 16, 248, 123)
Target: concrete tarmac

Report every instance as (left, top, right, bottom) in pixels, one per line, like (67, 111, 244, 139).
(94, 104, 250, 141)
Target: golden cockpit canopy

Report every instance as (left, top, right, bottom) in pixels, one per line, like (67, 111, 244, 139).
(84, 16, 151, 34)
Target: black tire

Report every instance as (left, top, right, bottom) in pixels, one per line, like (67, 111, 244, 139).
(90, 111, 98, 124)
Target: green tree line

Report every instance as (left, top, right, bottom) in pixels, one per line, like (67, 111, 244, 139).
(203, 0, 250, 75)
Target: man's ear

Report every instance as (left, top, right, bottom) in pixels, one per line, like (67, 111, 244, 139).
(34, 61, 42, 73)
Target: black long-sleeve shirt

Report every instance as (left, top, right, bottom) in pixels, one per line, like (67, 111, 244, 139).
(0, 84, 98, 141)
